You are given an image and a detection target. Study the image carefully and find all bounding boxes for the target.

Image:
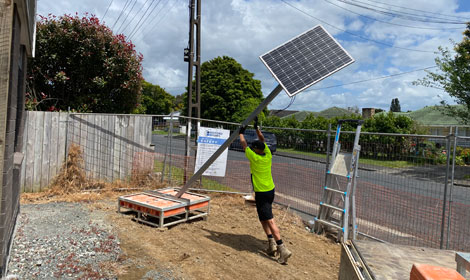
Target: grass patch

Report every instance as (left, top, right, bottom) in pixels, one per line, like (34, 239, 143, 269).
(277, 148, 417, 168)
(154, 161, 233, 191)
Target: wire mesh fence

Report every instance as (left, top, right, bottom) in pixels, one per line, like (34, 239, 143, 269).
(150, 116, 470, 251)
(25, 112, 469, 252)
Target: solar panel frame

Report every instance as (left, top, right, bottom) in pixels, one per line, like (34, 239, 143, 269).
(260, 25, 355, 97)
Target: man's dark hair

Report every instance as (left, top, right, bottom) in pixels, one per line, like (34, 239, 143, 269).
(251, 140, 265, 151)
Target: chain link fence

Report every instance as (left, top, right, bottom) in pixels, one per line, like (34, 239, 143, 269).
(61, 113, 470, 251)
(151, 116, 470, 251)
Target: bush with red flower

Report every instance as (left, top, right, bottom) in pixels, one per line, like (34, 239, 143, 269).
(27, 13, 143, 113)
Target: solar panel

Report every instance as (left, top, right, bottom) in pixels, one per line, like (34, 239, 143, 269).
(260, 25, 354, 97)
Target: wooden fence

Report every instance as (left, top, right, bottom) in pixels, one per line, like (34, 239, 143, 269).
(21, 111, 153, 192)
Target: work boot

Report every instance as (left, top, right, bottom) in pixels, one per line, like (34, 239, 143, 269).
(277, 244, 292, 264)
(267, 238, 277, 256)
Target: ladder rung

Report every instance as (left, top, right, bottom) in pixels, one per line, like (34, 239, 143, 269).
(320, 202, 345, 213)
(314, 218, 343, 231)
(323, 187, 346, 195)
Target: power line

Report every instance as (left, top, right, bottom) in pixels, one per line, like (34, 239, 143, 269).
(120, 0, 151, 34)
(141, 0, 175, 36)
(355, 0, 470, 21)
(281, 0, 435, 53)
(128, 0, 163, 40)
(304, 66, 438, 92)
(129, 0, 168, 39)
(116, 0, 139, 34)
(337, 0, 466, 24)
(111, 0, 132, 29)
(324, 0, 463, 31)
(102, 0, 114, 21)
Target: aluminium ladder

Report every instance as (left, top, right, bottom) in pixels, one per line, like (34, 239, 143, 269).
(314, 119, 364, 242)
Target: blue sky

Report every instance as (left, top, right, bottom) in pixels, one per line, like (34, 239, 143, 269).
(36, 0, 470, 112)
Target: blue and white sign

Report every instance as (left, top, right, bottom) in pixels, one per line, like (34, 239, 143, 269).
(195, 127, 229, 177)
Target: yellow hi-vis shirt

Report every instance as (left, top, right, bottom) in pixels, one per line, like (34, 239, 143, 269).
(245, 143, 275, 192)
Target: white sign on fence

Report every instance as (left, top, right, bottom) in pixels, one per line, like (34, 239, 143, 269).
(194, 127, 229, 177)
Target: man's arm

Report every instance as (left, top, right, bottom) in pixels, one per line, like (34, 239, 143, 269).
(239, 126, 248, 151)
(254, 117, 264, 142)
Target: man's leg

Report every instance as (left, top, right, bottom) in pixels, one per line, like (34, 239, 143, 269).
(261, 219, 280, 241)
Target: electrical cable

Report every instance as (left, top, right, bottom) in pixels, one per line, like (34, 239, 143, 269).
(111, 0, 132, 29)
(141, 0, 175, 36)
(128, 0, 163, 39)
(359, 0, 470, 21)
(130, 0, 171, 39)
(116, 0, 139, 34)
(304, 66, 438, 92)
(276, 95, 297, 113)
(102, 0, 114, 21)
(281, 0, 436, 53)
(128, 0, 164, 40)
(324, 0, 463, 30)
(336, 0, 466, 24)
(119, 0, 151, 35)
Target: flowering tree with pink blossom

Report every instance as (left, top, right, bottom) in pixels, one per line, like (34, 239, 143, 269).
(27, 14, 143, 113)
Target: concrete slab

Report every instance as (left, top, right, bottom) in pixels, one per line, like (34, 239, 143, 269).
(354, 239, 460, 280)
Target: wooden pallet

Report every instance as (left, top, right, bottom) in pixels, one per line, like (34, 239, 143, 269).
(118, 187, 210, 228)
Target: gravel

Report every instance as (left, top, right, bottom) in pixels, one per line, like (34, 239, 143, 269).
(6, 202, 121, 279)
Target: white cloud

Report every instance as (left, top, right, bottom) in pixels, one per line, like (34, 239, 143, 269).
(36, 0, 469, 113)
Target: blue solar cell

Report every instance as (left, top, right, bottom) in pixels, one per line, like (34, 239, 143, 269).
(260, 25, 354, 97)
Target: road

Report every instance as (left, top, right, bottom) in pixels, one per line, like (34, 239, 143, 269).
(152, 134, 470, 251)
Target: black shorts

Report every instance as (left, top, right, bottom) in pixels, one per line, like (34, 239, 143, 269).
(255, 189, 275, 221)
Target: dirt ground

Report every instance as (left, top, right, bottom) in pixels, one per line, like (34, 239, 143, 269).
(22, 190, 340, 279)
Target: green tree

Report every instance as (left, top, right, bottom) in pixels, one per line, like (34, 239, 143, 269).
(300, 113, 329, 130)
(390, 98, 401, 112)
(183, 56, 264, 122)
(173, 94, 184, 111)
(136, 81, 175, 114)
(414, 24, 470, 124)
(27, 14, 143, 113)
(364, 112, 414, 133)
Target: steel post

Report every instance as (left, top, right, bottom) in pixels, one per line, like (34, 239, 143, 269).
(175, 84, 283, 197)
(446, 127, 457, 249)
(440, 133, 451, 249)
(324, 123, 331, 186)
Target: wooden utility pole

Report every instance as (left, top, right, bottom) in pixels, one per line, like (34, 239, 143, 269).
(184, 0, 201, 184)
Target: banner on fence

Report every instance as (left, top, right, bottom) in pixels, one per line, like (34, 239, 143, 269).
(195, 127, 229, 177)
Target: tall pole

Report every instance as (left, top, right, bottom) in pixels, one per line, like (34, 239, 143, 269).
(184, 0, 201, 184)
(176, 84, 283, 198)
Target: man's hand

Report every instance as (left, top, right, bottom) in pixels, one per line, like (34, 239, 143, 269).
(239, 125, 247, 134)
(254, 116, 259, 130)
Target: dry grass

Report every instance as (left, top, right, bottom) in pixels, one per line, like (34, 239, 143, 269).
(21, 144, 168, 204)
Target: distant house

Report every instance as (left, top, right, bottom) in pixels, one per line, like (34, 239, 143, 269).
(394, 106, 470, 137)
(152, 111, 181, 130)
(0, 0, 36, 276)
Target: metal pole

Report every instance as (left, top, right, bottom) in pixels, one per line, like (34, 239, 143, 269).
(446, 127, 457, 249)
(195, 0, 201, 122)
(324, 123, 331, 186)
(440, 131, 451, 249)
(168, 114, 174, 184)
(175, 84, 283, 197)
(184, 0, 196, 184)
(161, 122, 170, 183)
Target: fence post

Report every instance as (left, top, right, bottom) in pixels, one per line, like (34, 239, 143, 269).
(324, 123, 332, 186)
(64, 108, 70, 167)
(440, 129, 452, 249)
(446, 127, 458, 249)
